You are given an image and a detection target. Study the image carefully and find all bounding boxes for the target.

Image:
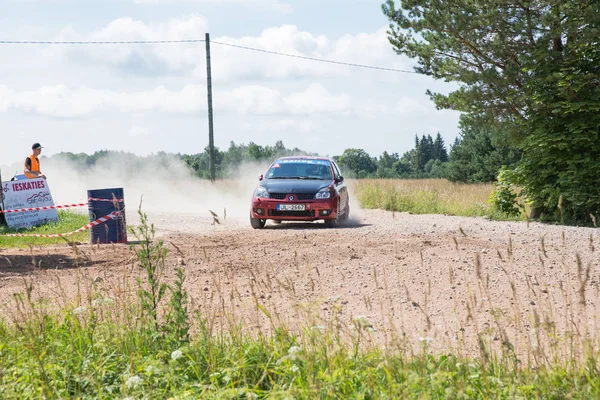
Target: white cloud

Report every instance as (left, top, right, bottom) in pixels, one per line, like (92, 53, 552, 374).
(208, 25, 412, 82)
(131, 0, 293, 13)
(0, 84, 205, 118)
(284, 83, 353, 116)
(241, 118, 317, 134)
(130, 125, 151, 137)
(52, 15, 209, 76)
(0, 82, 383, 118)
(0, 12, 461, 163)
(50, 17, 411, 82)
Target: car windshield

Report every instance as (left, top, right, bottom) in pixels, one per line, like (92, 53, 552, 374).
(265, 160, 333, 180)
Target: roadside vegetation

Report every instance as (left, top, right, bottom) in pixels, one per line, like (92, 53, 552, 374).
(1, 210, 599, 398)
(0, 211, 89, 248)
(353, 179, 494, 218)
(352, 177, 536, 221)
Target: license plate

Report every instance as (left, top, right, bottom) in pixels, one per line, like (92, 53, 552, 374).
(277, 204, 306, 211)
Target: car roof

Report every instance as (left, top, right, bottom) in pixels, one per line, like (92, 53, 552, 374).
(276, 156, 331, 161)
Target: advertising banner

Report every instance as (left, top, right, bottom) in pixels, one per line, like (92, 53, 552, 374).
(1, 178, 59, 229)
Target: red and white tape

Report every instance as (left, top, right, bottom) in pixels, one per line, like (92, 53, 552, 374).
(0, 203, 87, 214)
(0, 198, 124, 214)
(3, 210, 124, 238)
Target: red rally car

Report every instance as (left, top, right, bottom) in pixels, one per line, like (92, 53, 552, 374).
(250, 156, 350, 229)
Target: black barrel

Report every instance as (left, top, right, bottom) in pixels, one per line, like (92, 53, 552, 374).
(87, 188, 127, 244)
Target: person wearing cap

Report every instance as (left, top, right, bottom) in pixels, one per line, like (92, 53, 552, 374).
(24, 143, 46, 179)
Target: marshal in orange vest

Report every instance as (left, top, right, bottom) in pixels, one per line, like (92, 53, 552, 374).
(24, 143, 44, 179)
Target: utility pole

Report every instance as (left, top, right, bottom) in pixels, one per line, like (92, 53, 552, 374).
(205, 32, 216, 182)
(0, 167, 5, 223)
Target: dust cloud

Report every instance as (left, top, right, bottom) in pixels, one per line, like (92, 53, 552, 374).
(1, 154, 364, 229)
(2, 154, 271, 221)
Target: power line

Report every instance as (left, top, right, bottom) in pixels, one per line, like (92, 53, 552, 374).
(0, 39, 205, 44)
(210, 41, 417, 74)
(0, 38, 417, 74)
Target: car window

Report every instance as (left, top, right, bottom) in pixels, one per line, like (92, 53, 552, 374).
(266, 160, 333, 180)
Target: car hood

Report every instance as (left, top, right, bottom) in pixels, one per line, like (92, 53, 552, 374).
(261, 179, 330, 194)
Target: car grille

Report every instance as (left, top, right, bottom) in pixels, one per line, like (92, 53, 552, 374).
(269, 210, 315, 217)
(269, 193, 315, 201)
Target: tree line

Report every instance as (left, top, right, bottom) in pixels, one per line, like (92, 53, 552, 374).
(382, 0, 600, 222)
(335, 128, 521, 182)
(47, 130, 518, 183)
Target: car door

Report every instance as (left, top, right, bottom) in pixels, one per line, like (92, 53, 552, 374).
(331, 161, 348, 212)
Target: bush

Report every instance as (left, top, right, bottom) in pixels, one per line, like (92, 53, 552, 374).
(489, 168, 522, 218)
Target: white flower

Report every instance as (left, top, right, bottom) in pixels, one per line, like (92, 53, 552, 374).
(73, 306, 86, 315)
(171, 349, 184, 361)
(92, 297, 114, 307)
(145, 365, 160, 375)
(418, 337, 433, 345)
(125, 375, 142, 390)
(290, 365, 300, 374)
(222, 375, 231, 383)
(327, 295, 341, 302)
(288, 346, 302, 355)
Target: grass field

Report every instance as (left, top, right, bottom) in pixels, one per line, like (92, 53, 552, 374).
(352, 179, 497, 218)
(0, 211, 90, 248)
(1, 210, 598, 398)
(1, 183, 593, 397)
(1, 308, 595, 398)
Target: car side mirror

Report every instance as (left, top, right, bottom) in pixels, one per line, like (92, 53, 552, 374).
(258, 174, 263, 181)
(336, 176, 344, 183)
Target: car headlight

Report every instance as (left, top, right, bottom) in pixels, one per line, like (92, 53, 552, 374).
(315, 188, 331, 199)
(254, 186, 269, 198)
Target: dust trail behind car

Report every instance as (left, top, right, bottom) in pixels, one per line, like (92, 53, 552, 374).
(35, 155, 270, 222)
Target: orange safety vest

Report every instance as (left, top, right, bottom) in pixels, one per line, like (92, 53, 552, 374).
(24, 154, 40, 179)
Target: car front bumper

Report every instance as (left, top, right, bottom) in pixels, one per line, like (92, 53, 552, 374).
(251, 197, 337, 221)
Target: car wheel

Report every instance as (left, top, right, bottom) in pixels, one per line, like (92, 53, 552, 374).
(324, 200, 341, 228)
(339, 202, 350, 223)
(250, 214, 266, 229)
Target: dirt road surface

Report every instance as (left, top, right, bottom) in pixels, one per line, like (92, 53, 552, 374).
(1, 208, 598, 359)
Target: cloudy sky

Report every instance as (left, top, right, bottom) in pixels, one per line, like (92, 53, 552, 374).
(0, 0, 461, 165)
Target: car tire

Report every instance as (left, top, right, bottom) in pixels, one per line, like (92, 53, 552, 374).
(250, 215, 266, 229)
(324, 200, 341, 228)
(340, 202, 350, 223)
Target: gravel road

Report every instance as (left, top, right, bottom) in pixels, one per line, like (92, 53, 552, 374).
(1, 207, 598, 359)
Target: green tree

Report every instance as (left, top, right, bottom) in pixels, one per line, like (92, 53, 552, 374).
(337, 148, 377, 177)
(514, 38, 600, 220)
(378, 151, 399, 169)
(413, 134, 434, 171)
(448, 115, 521, 183)
(383, 0, 600, 221)
(432, 133, 448, 162)
(376, 151, 400, 178)
(247, 142, 267, 160)
(424, 159, 448, 179)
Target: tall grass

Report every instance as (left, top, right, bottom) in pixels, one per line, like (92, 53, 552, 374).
(1, 210, 598, 397)
(353, 179, 494, 217)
